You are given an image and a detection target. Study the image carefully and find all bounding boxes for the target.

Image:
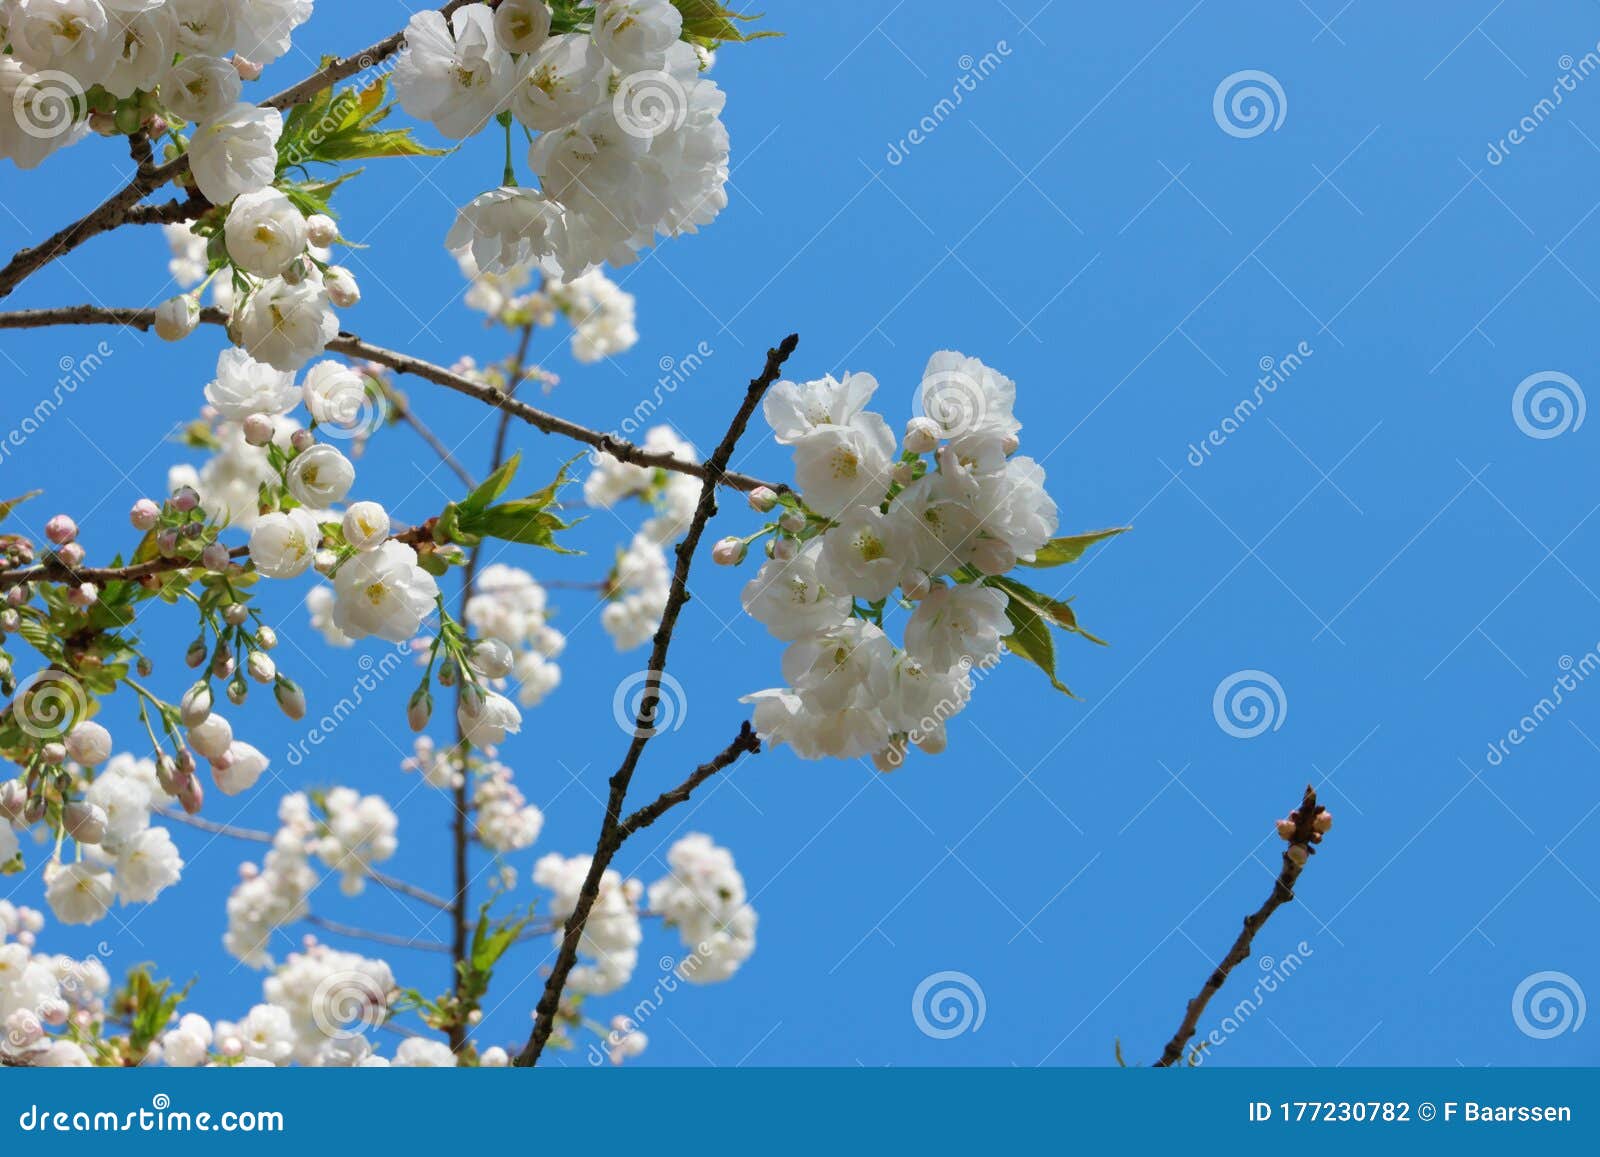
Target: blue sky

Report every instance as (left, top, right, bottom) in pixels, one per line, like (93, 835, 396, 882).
(3, 0, 1600, 1067)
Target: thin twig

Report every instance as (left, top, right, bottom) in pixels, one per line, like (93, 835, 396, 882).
(0, 525, 433, 591)
(382, 380, 478, 489)
(513, 333, 798, 1068)
(303, 914, 450, 953)
(619, 721, 762, 838)
(0, 1, 497, 300)
(0, 306, 785, 494)
(1152, 784, 1329, 1067)
(157, 808, 453, 911)
(442, 319, 535, 1053)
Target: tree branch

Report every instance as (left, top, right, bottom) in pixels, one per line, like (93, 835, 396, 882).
(619, 721, 762, 838)
(0, 1, 497, 300)
(1152, 784, 1330, 1067)
(0, 306, 785, 495)
(157, 808, 453, 911)
(0, 525, 434, 591)
(512, 333, 797, 1068)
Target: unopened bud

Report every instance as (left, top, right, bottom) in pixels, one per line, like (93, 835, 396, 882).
(305, 214, 338, 248)
(1286, 844, 1309, 867)
(242, 412, 275, 446)
(179, 682, 212, 726)
(247, 651, 275, 683)
(747, 486, 779, 513)
(289, 428, 315, 453)
(155, 295, 200, 342)
(44, 515, 77, 545)
(130, 498, 161, 530)
(1312, 811, 1332, 834)
(1275, 818, 1296, 841)
(711, 536, 746, 566)
(407, 688, 432, 732)
(274, 678, 305, 721)
(233, 54, 262, 81)
(904, 417, 940, 455)
(202, 542, 231, 571)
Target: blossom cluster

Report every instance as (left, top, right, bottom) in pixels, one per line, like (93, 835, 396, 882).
(406, 0, 731, 280)
(584, 424, 701, 649)
(0, 0, 313, 171)
(736, 353, 1062, 765)
(0, 901, 111, 1067)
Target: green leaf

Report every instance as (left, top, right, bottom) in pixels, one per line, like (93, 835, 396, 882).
(466, 451, 523, 514)
(438, 455, 582, 552)
(277, 73, 447, 181)
(672, 0, 781, 45)
(1002, 594, 1076, 697)
(0, 490, 42, 525)
(989, 575, 1108, 646)
(1020, 526, 1130, 568)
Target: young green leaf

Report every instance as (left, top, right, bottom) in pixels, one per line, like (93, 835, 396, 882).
(1019, 526, 1130, 568)
(1001, 594, 1077, 697)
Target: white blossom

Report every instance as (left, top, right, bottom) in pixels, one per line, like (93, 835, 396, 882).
(285, 444, 355, 509)
(393, 3, 515, 139)
(249, 508, 322, 579)
(205, 346, 298, 419)
(224, 187, 308, 277)
(331, 541, 439, 642)
(161, 52, 240, 123)
(187, 102, 283, 205)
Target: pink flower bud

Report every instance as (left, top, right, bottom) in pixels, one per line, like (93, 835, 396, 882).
(130, 498, 161, 530)
(305, 214, 338, 248)
(290, 428, 315, 453)
(233, 55, 263, 81)
(711, 537, 746, 566)
(242, 413, 275, 446)
(747, 486, 779, 513)
(178, 773, 204, 815)
(68, 583, 98, 608)
(202, 542, 231, 571)
(1313, 811, 1332, 834)
(171, 487, 200, 513)
(44, 515, 77, 545)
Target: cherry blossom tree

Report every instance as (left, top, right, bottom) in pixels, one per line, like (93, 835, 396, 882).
(0, 0, 1142, 1068)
